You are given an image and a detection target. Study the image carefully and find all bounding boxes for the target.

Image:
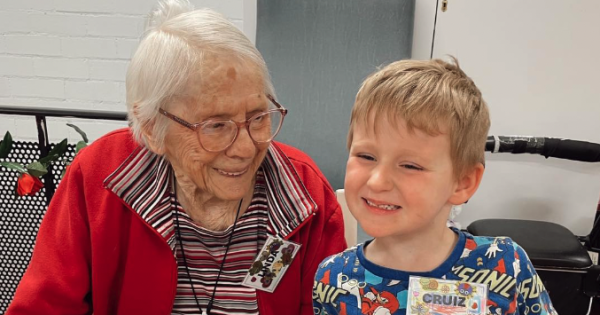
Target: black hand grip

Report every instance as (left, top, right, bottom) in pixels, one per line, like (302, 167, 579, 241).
(486, 136, 600, 162)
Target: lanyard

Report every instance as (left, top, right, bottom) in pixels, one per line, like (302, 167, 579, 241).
(173, 183, 242, 315)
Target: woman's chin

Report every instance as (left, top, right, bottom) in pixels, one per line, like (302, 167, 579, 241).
(215, 182, 254, 201)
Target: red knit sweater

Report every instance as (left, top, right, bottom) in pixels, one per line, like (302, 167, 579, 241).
(7, 128, 347, 315)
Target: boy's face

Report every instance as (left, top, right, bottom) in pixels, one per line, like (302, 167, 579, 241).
(345, 116, 459, 239)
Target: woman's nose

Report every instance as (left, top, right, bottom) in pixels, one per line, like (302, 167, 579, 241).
(225, 125, 256, 159)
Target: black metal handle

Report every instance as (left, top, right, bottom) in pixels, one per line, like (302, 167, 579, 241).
(0, 105, 127, 121)
(485, 136, 600, 162)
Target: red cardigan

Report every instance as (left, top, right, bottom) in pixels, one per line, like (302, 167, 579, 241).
(7, 128, 347, 315)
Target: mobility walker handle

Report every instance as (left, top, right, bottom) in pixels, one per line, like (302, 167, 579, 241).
(480, 135, 600, 309)
(485, 135, 600, 162)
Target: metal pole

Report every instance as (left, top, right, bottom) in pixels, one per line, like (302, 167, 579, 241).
(35, 115, 56, 206)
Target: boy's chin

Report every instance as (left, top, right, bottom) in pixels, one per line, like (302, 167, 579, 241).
(360, 222, 441, 240)
(360, 224, 405, 239)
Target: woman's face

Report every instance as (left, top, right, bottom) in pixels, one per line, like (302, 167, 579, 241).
(161, 59, 270, 202)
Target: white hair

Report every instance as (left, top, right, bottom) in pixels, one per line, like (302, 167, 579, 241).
(126, 0, 274, 149)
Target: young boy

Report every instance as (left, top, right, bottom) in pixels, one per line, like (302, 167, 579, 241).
(313, 58, 557, 315)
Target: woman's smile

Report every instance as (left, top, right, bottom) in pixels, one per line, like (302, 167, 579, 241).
(215, 167, 249, 177)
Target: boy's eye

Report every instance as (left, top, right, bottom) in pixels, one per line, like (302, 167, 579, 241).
(357, 154, 375, 161)
(401, 164, 423, 171)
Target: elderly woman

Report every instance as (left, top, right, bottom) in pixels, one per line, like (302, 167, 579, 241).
(6, 1, 346, 314)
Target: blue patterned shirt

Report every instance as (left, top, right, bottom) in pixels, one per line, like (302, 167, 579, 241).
(313, 230, 557, 315)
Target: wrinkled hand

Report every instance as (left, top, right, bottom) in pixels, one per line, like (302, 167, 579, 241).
(485, 242, 503, 259)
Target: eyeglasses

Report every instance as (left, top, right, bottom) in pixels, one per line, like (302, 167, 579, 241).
(159, 94, 288, 152)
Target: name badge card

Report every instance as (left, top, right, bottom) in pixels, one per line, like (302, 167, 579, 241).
(407, 276, 488, 315)
(242, 235, 301, 292)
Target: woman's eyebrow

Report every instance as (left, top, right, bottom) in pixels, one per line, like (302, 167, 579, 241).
(247, 105, 268, 115)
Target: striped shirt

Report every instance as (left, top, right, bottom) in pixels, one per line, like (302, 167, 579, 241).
(170, 171, 268, 314)
(104, 143, 317, 315)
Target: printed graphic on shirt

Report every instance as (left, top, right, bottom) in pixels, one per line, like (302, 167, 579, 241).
(243, 235, 300, 292)
(312, 232, 558, 315)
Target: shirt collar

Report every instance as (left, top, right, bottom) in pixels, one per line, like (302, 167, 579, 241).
(104, 142, 317, 241)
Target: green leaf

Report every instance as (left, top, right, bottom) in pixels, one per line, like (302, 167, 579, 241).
(75, 140, 87, 154)
(0, 131, 13, 159)
(45, 139, 68, 160)
(0, 161, 27, 173)
(26, 161, 48, 177)
(38, 137, 73, 169)
(38, 154, 60, 166)
(67, 123, 89, 143)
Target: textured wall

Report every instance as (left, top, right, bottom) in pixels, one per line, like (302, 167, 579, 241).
(0, 0, 253, 143)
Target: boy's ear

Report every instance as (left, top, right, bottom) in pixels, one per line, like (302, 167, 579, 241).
(448, 163, 485, 205)
(135, 104, 165, 155)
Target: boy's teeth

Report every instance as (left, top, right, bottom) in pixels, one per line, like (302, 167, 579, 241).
(366, 199, 400, 210)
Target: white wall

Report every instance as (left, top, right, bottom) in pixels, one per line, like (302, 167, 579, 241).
(412, 0, 600, 235)
(411, 0, 436, 60)
(0, 0, 256, 143)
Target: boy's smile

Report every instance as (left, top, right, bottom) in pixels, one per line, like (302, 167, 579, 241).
(363, 197, 401, 213)
(345, 116, 459, 240)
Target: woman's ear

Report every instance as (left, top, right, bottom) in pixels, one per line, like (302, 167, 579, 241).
(135, 103, 165, 155)
(448, 163, 485, 205)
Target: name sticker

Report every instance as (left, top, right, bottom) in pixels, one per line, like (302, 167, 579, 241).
(406, 276, 488, 315)
(242, 235, 301, 292)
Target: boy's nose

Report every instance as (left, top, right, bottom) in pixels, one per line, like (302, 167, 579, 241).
(366, 166, 393, 192)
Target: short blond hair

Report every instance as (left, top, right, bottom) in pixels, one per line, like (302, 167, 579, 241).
(348, 57, 490, 179)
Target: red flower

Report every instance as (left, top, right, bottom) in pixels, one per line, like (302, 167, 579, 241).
(16, 173, 44, 196)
